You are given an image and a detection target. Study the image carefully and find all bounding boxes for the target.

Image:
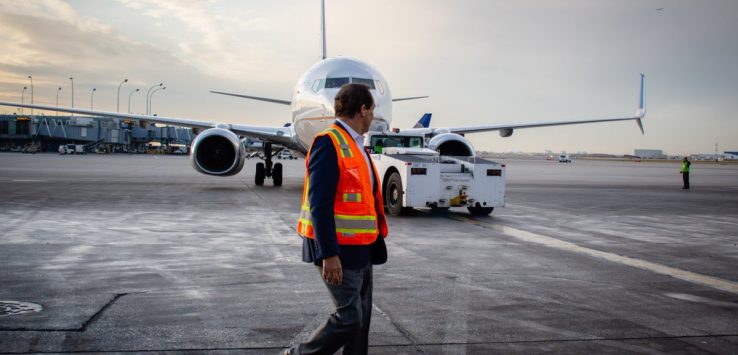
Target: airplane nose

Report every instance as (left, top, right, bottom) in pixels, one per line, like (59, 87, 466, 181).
(370, 118, 388, 132)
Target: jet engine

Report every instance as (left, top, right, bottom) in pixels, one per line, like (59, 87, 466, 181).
(499, 128, 513, 137)
(427, 133, 475, 157)
(190, 127, 246, 176)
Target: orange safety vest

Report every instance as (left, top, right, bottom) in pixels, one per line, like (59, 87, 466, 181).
(297, 123, 388, 245)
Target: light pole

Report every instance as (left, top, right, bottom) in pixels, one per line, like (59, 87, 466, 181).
(27, 75, 33, 115)
(128, 88, 140, 113)
(90, 88, 97, 110)
(69, 77, 74, 116)
(56, 87, 62, 117)
(149, 86, 166, 115)
(117, 78, 128, 112)
(21, 86, 27, 115)
(145, 83, 162, 115)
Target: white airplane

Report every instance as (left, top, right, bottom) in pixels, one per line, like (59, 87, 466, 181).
(0, 0, 645, 187)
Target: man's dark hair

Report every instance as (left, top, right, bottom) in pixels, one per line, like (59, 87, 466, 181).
(334, 83, 374, 118)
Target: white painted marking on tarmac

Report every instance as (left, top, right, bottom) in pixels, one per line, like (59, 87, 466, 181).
(491, 224, 738, 295)
(664, 293, 738, 308)
(11, 179, 45, 182)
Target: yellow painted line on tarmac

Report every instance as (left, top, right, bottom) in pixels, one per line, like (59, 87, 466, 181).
(454, 216, 738, 295)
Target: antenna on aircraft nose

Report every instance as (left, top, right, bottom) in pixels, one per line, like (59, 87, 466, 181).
(321, 0, 327, 59)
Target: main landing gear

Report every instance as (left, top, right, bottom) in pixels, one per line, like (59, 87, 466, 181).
(254, 142, 283, 187)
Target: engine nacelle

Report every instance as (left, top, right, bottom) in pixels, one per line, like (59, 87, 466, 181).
(499, 128, 513, 137)
(190, 128, 246, 176)
(427, 133, 475, 157)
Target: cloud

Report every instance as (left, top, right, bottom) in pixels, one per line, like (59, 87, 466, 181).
(0, 0, 111, 33)
(115, 0, 310, 82)
(1, 1, 737, 154)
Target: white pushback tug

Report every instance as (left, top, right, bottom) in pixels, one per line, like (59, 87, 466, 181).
(366, 130, 505, 216)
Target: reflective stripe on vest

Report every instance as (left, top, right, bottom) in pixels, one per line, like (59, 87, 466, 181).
(325, 128, 353, 158)
(343, 193, 362, 202)
(299, 206, 378, 235)
(296, 123, 388, 245)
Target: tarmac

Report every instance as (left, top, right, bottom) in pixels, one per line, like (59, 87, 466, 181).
(1, 153, 737, 354)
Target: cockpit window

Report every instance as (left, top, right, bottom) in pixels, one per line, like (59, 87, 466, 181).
(325, 77, 350, 88)
(351, 78, 375, 89)
(375, 80, 385, 94)
(311, 79, 323, 93)
(322, 77, 377, 90)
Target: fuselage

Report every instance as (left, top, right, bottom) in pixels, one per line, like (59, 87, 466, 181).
(290, 57, 392, 151)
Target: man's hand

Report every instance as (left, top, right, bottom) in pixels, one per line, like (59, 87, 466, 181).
(322, 255, 342, 285)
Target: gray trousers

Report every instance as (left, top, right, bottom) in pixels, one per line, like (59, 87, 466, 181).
(289, 263, 373, 355)
(682, 172, 690, 189)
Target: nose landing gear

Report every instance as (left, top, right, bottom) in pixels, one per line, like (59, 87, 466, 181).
(254, 142, 283, 186)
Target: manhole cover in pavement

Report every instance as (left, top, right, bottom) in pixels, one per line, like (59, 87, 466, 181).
(0, 301, 43, 316)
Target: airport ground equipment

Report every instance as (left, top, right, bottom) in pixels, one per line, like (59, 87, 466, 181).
(558, 154, 571, 163)
(367, 132, 505, 216)
(276, 149, 297, 160)
(58, 144, 86, 155)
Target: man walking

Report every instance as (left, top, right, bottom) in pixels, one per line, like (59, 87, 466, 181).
(681, 156, 691, 189)
(289, 83, 388, 355)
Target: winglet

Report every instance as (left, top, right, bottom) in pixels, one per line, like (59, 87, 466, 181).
(413, 113, 432, 128)
(635, 73, 646, 134)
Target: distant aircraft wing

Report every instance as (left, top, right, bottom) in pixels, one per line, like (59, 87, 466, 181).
(0, 101, 298, 148)
(210, 91, 291, 105)
(403, 74, 646, 136)
(392, 96, 429, 102)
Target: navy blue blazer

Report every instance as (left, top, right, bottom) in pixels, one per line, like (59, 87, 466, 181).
(301, 121, 387, 269)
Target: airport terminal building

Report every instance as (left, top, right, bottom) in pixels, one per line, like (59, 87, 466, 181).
(0, 114, 193, 153)
(634, 149, 667, 159)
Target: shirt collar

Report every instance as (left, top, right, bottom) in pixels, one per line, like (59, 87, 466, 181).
(336, 119, 364, 146)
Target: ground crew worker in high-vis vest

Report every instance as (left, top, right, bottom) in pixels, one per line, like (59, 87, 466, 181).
(681, 157, 691, 189)
(288, 83, 388, 355)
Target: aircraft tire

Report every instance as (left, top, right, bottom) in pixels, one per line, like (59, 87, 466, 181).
(384, 172, 407, 216)
(467, 206, 494, 216)
(255, 162, 265, 186)
(273, 163, 283, 186)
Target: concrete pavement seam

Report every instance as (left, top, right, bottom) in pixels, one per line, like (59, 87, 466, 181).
(372, 303, 426, 354)
(2, 335, 738, 354)
(0, 292, 144, 333)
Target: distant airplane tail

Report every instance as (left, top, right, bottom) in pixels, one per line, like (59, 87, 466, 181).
(413, 113, 432, 128)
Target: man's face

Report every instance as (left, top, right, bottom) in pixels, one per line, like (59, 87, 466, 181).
(359, 103, 375, 134)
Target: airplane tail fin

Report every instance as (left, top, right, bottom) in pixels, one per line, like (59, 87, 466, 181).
(635, 73, 646, 134)
(413, 113, 432, 128)
(321, 0, 327, 60)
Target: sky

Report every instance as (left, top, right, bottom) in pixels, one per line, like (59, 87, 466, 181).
(1, 0, 736, 155)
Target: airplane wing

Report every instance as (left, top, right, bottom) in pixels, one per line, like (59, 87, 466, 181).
(0, 101, 297, 148)
(209, 91, 291, 105)
(402, 74, 646, 137)
(393, 96, 429, 102)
